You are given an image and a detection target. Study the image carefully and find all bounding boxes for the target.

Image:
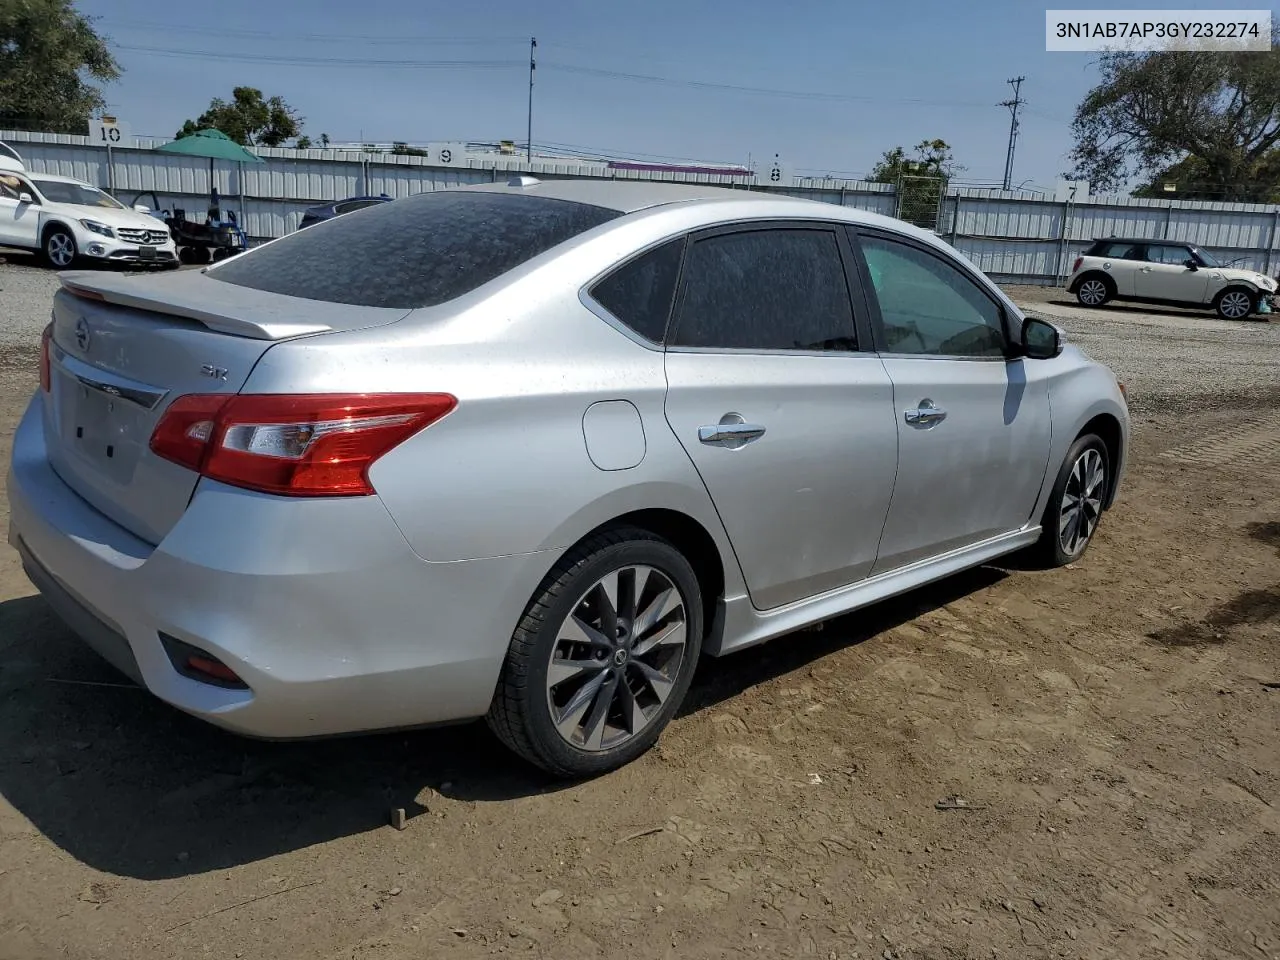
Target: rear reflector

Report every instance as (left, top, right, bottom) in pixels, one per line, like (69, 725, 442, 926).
(1071, 256, 1083, 274)
(159, 633, 248, 689)
(150, 393, 457, 496)
(39, 323, 52, 392)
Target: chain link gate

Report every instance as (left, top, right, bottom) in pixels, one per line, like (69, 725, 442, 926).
(895, 175, 946, 231)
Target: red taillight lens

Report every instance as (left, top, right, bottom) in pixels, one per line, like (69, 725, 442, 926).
(39, 324, 52, 392)
(1072, 256, 1083, 274)
(149, 393, 457, 497)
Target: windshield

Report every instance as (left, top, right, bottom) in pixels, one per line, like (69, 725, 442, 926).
(1192, 247, 1221, 268)
(32, 179, 124, 209)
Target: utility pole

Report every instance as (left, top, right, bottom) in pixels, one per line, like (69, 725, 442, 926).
(1000, 76, 1026, 191)
(527, 37, 536, 164)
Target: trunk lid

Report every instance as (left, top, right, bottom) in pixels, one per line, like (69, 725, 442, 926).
(43, 270, 410, 544)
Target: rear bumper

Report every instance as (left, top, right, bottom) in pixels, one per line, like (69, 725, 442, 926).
(7, 392, 558, 739)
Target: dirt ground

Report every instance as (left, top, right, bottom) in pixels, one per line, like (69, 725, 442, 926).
(0, 271, 1278, 960)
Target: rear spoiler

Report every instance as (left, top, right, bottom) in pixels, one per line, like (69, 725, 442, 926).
(59, 270, 334, 340)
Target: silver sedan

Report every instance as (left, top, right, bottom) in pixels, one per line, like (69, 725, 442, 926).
(8, 179, 1128, 777)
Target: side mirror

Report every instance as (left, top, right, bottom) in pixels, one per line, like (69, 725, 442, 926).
(1184, 259, 1199, 271)
(133, 203, 150, 213)
(17, 192, 33, 205)
(1021, 317, 1062, 360)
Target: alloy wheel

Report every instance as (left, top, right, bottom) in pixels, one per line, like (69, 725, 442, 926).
(544, 565, 688, 752)
(47, 233, 75, 267)
(1059, 447, 1105, 556)
(1078, 279, 1108, 306)
(1219, 291, 1252, 319)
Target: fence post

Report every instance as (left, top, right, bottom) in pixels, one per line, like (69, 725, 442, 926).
(105, 143, 115, 194)
(1267, 208, 1279, 275)
(1163, 204, 1172, 239)
(1056, 194, 1075, 286)
(949, 194, 960, 244)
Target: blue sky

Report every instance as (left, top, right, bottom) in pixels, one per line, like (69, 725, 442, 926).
(80, 0, 1266, 188)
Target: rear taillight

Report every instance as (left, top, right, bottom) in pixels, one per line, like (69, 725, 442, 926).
(149, 393, 457, 497)
(39, 323, 52, 392)
(1071, 256, 1083, 274)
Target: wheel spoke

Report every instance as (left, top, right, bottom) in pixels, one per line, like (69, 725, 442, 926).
(616, 678, 646, 735)
(595, 572, 619, 638)
(631, 660, 675, 706)
(632, 618, 686, 658)
(1059, 505, 1077, 537)
(633, 583, 681, 638)
(547, 654, 606, 688)
(579, 672, 620, 749)
(560, 613, 611, 651)
(554, 671, 607, 739)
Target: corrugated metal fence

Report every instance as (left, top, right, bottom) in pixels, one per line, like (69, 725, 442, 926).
(7, 129, 1280, 285)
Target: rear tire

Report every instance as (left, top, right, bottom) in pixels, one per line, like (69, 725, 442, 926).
(43, 228, 77, 269)
(1214, 288, 1254, 321)
(1031, 434, 1110, 568)
(1075, 275, 1112, 308)
(487, 527, 703, 778)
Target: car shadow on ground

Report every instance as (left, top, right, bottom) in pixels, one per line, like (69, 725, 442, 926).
(1044, 298, 1274, 323)
(0, 566, 1006, 880)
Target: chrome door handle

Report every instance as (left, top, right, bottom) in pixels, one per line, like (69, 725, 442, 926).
(904, 400, 947, 426)
(699, 422, 766, 444)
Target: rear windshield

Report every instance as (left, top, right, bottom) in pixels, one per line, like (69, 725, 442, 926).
(210, 191, 621, 308)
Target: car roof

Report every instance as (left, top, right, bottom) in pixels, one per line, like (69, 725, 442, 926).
(26, 172, 94, 186)
(454, 177, 935, 239)
(1092, 237, 1191, 246)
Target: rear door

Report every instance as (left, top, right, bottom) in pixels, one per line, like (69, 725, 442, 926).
(662, 222, 899, 611)
(851, 228, 1053, 573)
(0, 173, 40, 248)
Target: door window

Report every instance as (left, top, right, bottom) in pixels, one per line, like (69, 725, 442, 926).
(671, 228, 856, 352)
(1144, 244, 1193, 265)
(0, 174, 24, 201)
(859, 235, 1007, 358)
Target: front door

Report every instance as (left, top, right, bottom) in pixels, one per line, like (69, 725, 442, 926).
(1133, 244, 1210, 303)
(663, 223, 899, 611)
(853, 229, 1053, 573)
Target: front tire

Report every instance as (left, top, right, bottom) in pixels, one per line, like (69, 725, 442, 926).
(487, 527, 703, 778)
(43, 228, 77, 269)
(1214, 288, 1254, 321)
(1032, 434, 1110, 568)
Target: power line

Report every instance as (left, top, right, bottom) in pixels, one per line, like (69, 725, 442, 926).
(542, 62, 998, 110)
(102, 20, 527, 45)
(999, 76, 1026, 190)
(114, 44, 523, 69)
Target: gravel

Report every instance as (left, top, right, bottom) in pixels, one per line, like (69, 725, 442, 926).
(1005, 285, 1280, 412)
(0, 255, 59, 352)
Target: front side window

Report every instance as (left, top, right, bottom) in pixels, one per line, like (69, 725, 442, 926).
(590, 238, 684, 343)
(1145, 244, 1194, 266)
(671, 228, 856, 352)
(0, 174, 22, 201)
(859, 234, 1007, 358)
(32, 180, 123, 209)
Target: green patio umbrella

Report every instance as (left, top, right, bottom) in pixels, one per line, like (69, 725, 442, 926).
(154, 128, 264, 221)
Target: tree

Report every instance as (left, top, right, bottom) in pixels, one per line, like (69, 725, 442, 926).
(294, 135, 313, 149)
(0, 0, 120, 134)
(319, 133, 330, 148)
(870, 139, 963, 228)
(870, 139, 962, 183)
(177, 87, 302, 147)
(1068, 36, 1280, 200)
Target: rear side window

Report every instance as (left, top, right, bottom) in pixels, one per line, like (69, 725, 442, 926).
(1088, 241, 1143, 259)
(211, 191, 620, 308)
(671, 228, 857, 352)
(589, 238, 684, 342)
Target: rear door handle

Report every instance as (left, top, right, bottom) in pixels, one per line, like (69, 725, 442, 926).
(699, 417, 766, 448)
(904, 399, 947, 427)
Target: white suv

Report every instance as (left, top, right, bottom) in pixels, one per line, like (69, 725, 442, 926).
(0, 155, 177, 269)
(1067, 237, 1276, 321)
